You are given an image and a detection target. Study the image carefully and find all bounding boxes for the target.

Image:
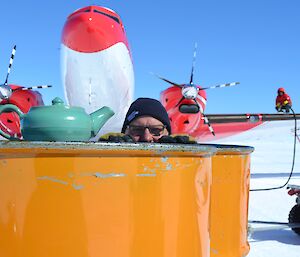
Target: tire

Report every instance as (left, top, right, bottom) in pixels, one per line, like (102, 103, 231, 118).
(288, 204, 300, 236)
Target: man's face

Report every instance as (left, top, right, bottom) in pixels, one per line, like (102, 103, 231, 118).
(278, 91, 284, 96)
(125, 116, 169, 142)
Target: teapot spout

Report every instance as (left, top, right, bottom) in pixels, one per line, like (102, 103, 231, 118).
(90, 106, 115, 136)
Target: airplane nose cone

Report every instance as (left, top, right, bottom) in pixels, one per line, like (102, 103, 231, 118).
(182, 86, 198, 99)
(0, 84, 12, 101)
(61, 8, 128, 53)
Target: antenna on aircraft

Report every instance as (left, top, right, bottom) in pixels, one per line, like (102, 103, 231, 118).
(0, 45, 52, 102)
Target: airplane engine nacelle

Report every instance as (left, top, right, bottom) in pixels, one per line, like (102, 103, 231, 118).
(160, 86, 207, 134)
(0, 85, 44, 139)
(61, 6, 134, 136)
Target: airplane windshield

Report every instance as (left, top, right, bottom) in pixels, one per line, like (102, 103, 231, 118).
(93, 9, 120, 24)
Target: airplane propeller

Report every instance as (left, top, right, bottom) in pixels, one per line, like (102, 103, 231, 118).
(0, 45, 52, 102)
(154, 43, 240, 136)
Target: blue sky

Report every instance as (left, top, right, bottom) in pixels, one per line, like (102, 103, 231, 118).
(0, 0, 299, 114)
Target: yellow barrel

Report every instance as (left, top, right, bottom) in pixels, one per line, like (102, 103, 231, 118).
(210, 144, 254, 257)
(0, 141, 216, 257)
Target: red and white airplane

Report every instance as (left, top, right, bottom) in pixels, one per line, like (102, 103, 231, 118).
(60, 6, 297, 141)
(0, 5, 298, 141)
(159, 44, 300, 141)
(61, 5, 134, 135)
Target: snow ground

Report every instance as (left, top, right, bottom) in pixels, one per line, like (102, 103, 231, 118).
(212, 120, 300, 256)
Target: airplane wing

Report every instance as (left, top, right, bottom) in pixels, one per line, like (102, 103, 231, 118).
(205, 113, 300, 124)
(192, 113, 300, 141)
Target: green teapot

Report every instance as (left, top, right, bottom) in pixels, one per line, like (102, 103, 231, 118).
(0, 97, 114, 142)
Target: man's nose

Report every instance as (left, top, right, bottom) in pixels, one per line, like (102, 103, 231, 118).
(141, 128, 153, 142)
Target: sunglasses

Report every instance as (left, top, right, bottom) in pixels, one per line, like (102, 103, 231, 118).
(128, 125, 166, 136)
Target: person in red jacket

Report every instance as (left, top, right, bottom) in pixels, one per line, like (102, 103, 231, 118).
(275, 87, 292, 113)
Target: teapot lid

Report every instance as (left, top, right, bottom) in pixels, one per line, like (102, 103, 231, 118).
(29, 96, 85, 113)
(52, 97, 65, 105)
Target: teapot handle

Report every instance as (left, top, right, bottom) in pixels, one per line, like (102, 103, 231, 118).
(0, 104, 24, 140)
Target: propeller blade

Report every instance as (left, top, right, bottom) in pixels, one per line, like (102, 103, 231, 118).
(191, 97, 215, 136)
(159, 76, 183, 88)
(189, 43, 197, 84)
(203, 114, 215, 136)
(4, 45, 16, 85)
(199, 82, 240, 91)
(150, 72, 183, 88)
(13, 85, 52, 92)
(175, 96, 185, 107)
(191, 97, 205, 114)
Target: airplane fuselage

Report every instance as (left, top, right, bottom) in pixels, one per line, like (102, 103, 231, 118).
(61, 6, 134, 136)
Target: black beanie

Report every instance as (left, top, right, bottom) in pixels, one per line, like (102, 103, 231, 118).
(121, 98, 171, 134)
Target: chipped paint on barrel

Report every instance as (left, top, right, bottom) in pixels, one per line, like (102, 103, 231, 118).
(0, 141, 216, 257)
(210, 144, 254, 257)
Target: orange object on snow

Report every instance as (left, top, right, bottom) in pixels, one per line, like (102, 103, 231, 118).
(0, 141, 216, 257)
(210, 145, 254, 257)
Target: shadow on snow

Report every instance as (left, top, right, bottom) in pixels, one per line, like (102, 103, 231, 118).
(249, 229, 300, 245)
